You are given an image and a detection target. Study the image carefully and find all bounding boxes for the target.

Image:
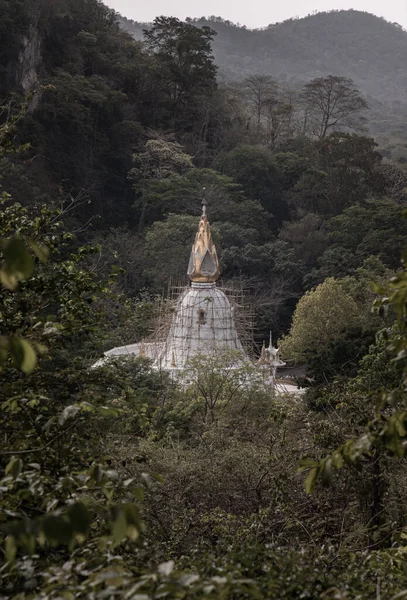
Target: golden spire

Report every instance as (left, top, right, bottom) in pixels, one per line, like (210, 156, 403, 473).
(187, 198, 220, 283)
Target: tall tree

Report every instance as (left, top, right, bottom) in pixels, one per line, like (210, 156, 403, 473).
(143, 17, 217, 133)
(217, 144, 287, 224)
(241, 74, 278, 132)
(302, 75, 368, 139)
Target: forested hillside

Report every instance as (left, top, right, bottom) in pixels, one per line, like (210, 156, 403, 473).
(122, 10, 407, 159)
(122, 10, 407, 102)
(2, 1, 407, 598)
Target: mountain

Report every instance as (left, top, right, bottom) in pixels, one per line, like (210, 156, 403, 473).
(122, 10, 407, 104)
(120, 10, 407, 158)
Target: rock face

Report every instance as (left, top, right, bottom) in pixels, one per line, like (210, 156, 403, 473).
(16, 26, 42, 97)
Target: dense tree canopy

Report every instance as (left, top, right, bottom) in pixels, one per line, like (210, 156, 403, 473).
(3, 3, 407, 598)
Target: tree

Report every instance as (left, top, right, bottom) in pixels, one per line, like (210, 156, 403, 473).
(302, 75, 368, 139)
(301, 247, 407, 533)
(143, 17, 217, 131)
(221, 240, 304, 336)
(279, 213, 328, 267)
(130, 139, 194, 230)
(279, 278, 361, 362)
(319, 197, 407, 271)
(263, 94, 295, 148)
(217, 144, 286, 223)
(134, 167, 269, 235)
(241, 74, 278, 132)
(143, 214, 201, 290)
(131, 139, 194, 182)
(185, 350, 266, 424)
(288, 134, 386, 217)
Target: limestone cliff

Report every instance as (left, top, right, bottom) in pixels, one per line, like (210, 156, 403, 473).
(16, 25, 42, 97)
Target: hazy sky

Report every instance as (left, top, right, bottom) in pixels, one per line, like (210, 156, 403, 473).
(105, 0, 407, 29)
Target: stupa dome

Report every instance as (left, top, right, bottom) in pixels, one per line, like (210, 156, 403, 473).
(156, 281, 244, 370)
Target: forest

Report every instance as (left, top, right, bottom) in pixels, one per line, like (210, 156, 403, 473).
(122, 9, 407, 163)
(1, 0, 407, 598)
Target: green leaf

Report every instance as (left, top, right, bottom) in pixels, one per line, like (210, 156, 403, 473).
(298, 458, 317, 471)
(28, 240, 50, 262)
(123, 503, 141, 527)
(1, 238, 34, 290)
(111, 510, 127, 544)
(305, 467, 318, 494)
(0, 336, 9, 366)
(98, 406, 118, 417)
(5, 536, 17, 563)
(19, 533, 36, 555)
(43, 516, 73, 546)
(67, 503, 91, 535)
(9, 338, 37, 373)
(5, 458, 23, 479)
(134, 487, 145, 502)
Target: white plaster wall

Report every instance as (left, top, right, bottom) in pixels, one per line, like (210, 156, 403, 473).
(157, 282, 244, 369)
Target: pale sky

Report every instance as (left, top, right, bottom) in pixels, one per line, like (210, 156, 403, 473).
(105, 0, 407, 29)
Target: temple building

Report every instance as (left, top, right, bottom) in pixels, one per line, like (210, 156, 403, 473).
(94, 204, 284, 379)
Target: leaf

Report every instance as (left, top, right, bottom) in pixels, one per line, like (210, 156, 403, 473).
(298, 458, 317, 471)
(28, 240, 50, 262)
(1, 238, 34, 290)
(5, 458, 23, 479)
(98, 406, 118, 417)
(123, 503, 141, 528)
(67, 503, 91, 535)
(134, 487, 145, 502)
(19, 533, 36, 555)
(5, 536, 16, 563)
(305, 467, 318, 494)
(43, 516, 73, 546)
(111, 510, 127, 544)
(59, 404, 81, 425)
(9, 338, 37, 373)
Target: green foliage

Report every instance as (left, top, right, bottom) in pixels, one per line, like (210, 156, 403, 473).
(144, 17, 218, 133)
(0, 204, 151, 597)
(218, 144, 286, 223)
(4, 5, 407, 598)
(288, 134, 386, 217)
(133, 166, 260, 232)
(305, 327, 376, 388)
(143, 214, 201, 290)
(301, 247, 407, 500)
(279, 278, 361, 362)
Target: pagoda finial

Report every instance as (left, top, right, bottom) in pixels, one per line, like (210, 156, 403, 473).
(202, 187, 207, 217)
(187, 200, 220, 284)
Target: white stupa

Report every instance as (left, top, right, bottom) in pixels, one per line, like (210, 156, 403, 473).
(93, 204, 246, 371)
